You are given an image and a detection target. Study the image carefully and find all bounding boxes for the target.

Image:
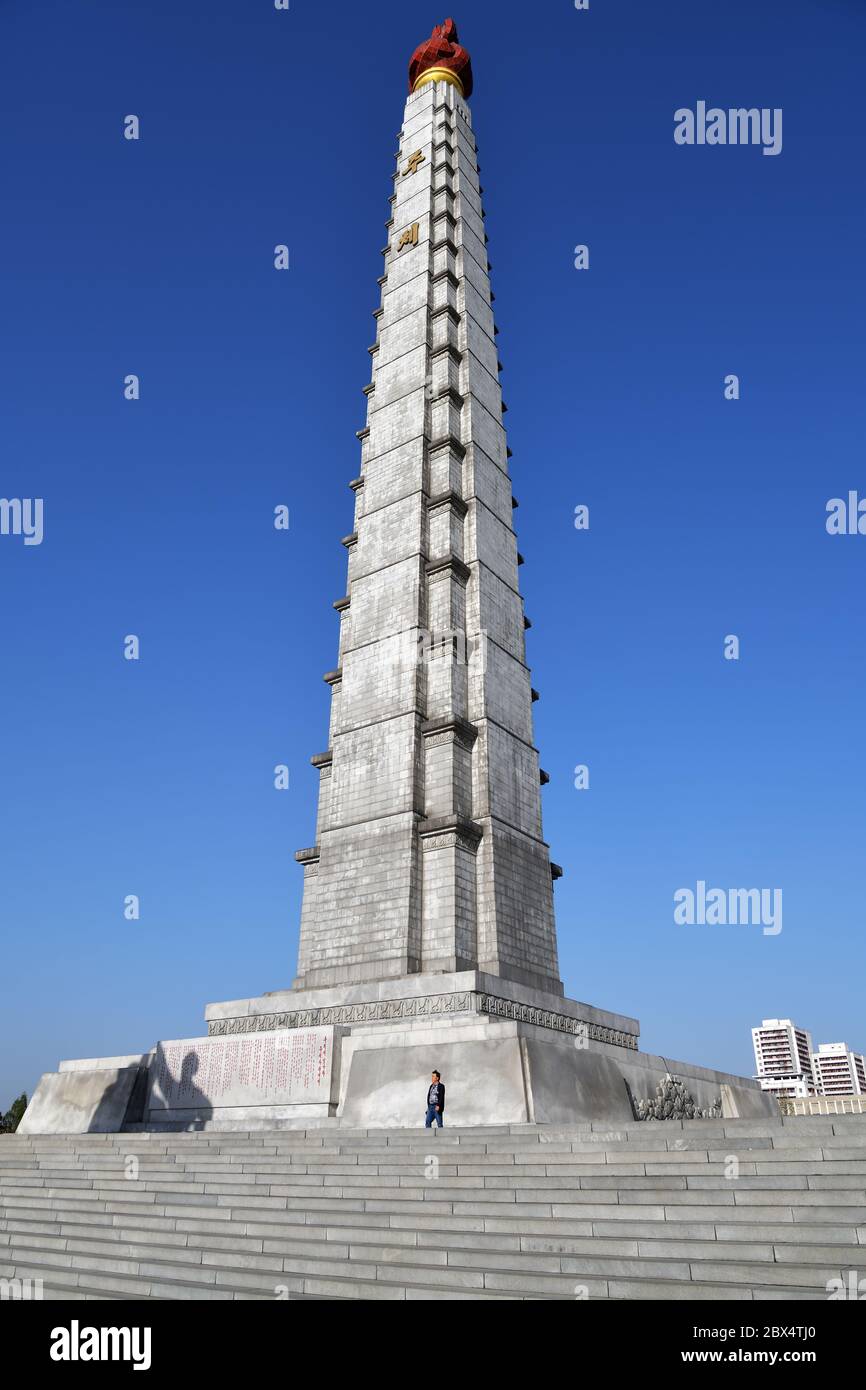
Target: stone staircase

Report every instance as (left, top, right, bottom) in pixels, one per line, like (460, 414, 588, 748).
(1, 1116, 864, 1300)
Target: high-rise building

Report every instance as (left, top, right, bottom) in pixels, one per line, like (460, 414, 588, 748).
(811, 1042, 866, 1097)
(752, 1019, 815, 1098)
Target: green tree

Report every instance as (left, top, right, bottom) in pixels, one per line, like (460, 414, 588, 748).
(0, 1094, 28, 1133)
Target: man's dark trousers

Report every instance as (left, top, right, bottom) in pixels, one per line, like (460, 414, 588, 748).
(425, 1104, 443, 1128)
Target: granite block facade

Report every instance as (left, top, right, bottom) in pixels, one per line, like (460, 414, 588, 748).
(295, 79, 561, 996)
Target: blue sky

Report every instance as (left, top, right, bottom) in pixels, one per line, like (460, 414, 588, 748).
(1, 0, 864, 1105)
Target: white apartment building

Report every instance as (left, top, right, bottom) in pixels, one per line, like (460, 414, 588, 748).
(811, 1043, 866, 1097)
(752, 1019, 815, 1097)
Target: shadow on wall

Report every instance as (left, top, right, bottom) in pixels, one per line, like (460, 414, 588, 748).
(87, 1071, 140, 1133)
(145, 1043, 213, 1131)
(81, 1045, 213, 1132)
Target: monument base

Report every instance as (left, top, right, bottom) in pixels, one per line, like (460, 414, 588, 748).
(20, 970, 774, 1132)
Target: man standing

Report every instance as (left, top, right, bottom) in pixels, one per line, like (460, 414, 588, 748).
(425, 1070, 445, 1128)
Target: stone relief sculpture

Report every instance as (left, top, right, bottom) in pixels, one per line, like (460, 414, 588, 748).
(634, 1073, 722, 1121)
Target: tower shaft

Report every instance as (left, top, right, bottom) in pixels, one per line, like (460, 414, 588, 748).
(295, 77, 561, 997)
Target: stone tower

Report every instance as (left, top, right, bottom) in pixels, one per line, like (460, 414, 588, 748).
(21, 19, 771, 1136)
(294, 18, 562, 999)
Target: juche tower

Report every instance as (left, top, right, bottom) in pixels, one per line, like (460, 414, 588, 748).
(293, 19, 562, 999)
(23, 21, 765, 1135)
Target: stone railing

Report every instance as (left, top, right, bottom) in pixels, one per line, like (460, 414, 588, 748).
(778, 1095, 866, 1116)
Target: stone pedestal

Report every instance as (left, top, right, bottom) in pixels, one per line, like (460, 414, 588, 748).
(187, 972, 769, 1129)
(22, 974, 773, 1131)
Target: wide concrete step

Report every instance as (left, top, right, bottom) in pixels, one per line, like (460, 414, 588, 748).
(9, 1130, 866, 1153)
(3, 1234, 850, 1295)
(5, 1171, 866, 1195)
(6, 1178, 866, 1223)
(3, 1119, 864, 1300)
(3, 1195, 861, 1251)
(3, 1203, 865, 1243)
(4, 1217, 864, 1274)
(7, 1123, 866, 1155)
(0, 1250, 519, 1299)
(5, 1172, 866, 1198)
(5, 1146, 866, 1169)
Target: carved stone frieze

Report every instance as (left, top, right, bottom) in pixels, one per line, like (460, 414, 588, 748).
(208, 988, 637, 1049)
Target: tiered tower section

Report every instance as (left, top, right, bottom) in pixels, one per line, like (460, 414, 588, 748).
(295, 28, 562, 998)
